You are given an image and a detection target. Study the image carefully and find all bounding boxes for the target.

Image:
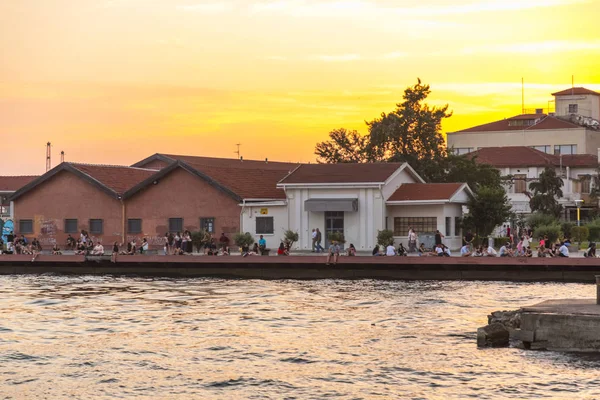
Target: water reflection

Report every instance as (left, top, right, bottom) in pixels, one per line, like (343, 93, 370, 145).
(1, 276, 599, 398)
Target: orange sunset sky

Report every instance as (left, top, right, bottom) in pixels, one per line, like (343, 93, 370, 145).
(2, 0, 600, 175)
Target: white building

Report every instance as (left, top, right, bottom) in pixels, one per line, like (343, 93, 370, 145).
(447, 87, 600, 156)
(469, 146, 598, 220)
(242, 163, 473, 250)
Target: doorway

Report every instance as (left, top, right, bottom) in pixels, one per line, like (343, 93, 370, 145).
(324, 211, 344, 248)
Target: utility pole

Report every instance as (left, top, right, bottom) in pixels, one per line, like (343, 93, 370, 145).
(521, 77, 525, 114)
(234, 143, 242, 159)
(46, 142, 51, 172)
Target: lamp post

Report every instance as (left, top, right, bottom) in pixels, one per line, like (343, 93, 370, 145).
(575, 199, 584, 227)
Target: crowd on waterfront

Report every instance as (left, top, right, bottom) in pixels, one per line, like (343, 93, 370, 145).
(1, 226, 599, 260)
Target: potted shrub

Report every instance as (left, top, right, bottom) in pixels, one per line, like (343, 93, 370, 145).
(234, 232, 255, 253)
(191, 230, 211, 253)
(377, 229, 394, 247)
(282, 230, 299, 251)
(328, 231, 346, 247)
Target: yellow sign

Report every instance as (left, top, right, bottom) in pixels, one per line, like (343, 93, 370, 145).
(260, 208, 268, 215)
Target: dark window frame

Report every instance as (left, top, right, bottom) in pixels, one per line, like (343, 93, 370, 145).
(89, 219, 103, 235)
(200, 217, 215, 233)
(19, 219, 33, 234)
(64, 219, 78, 233)
(445, 217, 451, 237)
(127, 218, 142, 234)
(393, 217, 437, 236)
(454, 217, 461, 237)
(256, 216, 274, 234)
(169, 218, 183, 233)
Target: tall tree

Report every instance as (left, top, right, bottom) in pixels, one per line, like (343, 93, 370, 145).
(462, 186, 513, 237)
(529, 167, 564, 218)
(315, 128, 371, 163)
(440, 154, 502, 193)
(365, 78, 450, 180)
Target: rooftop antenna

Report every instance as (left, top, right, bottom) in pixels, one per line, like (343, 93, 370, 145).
(46, 142, 51, 172)
(60, 151, 65, 163)
(521, 77, 525, 114)
(572, 75, 574, 95)
(234, 143, 241, 159)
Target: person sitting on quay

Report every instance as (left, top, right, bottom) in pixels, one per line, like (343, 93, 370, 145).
(372, 245, 384, 256)
(584, 243, 597, 258)
(86, 240, 94, 255)
(347, 243, 356, 256)
(129, 240, 137, 255)
(417, 243, 428, 257)
(140, 238, 149, 254)
(433, 243, 444, 257)
(277, 242, 289, 256)
(52, 243, 62, 255)
(386, 242, 396, 256)
(499, 242, 513, 257)
(442, 244, 451, 257)
(486, 244, 497, 257)
(258, 235, 269, 255)
(66, 234, 75, 250)
(460, 244, 472, 257)
(248, 243, 260, 256)
(473, 245, 484, 257)
(558, 241, 569, 258)
(326, 240, 340, 266)
(91, 242, 104, 255)
(219, 246, 230, 256)
(525, 246, 533, 258)
(397, 243, 407, 256)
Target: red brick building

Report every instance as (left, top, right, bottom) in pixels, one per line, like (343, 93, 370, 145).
(0, 175, 38, 219)
(10, 155, 298, 249)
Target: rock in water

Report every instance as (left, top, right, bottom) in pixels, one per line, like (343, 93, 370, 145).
(488, 310, 521, 329)
(477, 322, 510, 347)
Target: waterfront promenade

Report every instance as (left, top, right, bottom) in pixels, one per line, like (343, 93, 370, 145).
(1, 254, 600, 282)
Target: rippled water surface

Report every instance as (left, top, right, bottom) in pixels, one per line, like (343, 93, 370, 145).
(1, 276, 600, 399)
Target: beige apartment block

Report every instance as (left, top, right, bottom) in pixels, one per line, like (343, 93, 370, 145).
(448, 87, 600, 157)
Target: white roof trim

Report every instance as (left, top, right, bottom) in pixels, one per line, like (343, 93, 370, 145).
(239, 200, 287, 207)
(449, 183, 475, 202)
(277, 182, 383, 188)
(387, 200, 449, 205)
(384, 162, 426, 185)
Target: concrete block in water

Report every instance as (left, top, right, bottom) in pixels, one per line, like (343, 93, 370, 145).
(477, 323, 510, 347)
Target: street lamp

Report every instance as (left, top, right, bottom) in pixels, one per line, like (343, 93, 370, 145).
(575, 199, 584, 227)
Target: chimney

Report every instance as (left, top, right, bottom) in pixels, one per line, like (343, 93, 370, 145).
(265, 158, 268, 163)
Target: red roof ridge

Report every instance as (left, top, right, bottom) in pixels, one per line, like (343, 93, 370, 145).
(69, 162, 159, 171)
(552, 87, 600, 96)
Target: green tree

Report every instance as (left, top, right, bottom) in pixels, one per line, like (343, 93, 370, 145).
(462, 186, 513, 237)
(315, 128, 371, 163)
(440, 154, 502, 192)
(376, 229, 395, 247)
(529, 167, 564, 218)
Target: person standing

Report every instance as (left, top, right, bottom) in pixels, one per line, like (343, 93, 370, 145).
(219, 232, 229, 250)
(315, 228, 323, 253)
(311, 229, 317, 252)
(463, 230, 474, 251)
(408, 227, 417, 253)
(435, 230, 444, 246)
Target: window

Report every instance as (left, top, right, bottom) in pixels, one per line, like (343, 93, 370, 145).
(554, 144, 577, 155)
(445, 217, 451, 237)
(508, 119, 536, 127)
(577, 175, 591, 194)
(169, 218, 183, 232)
(89, 219, 103, 234)
(256, 216, 274, 234)
(393, 217, 437, 236)
(200, 217, 215, 233)
(19, 219, 33, 234)
(128, 219, 142, 234)
(531, 145, 551, 154)
(454, 217, 461, 237)
(453, 147, 474, 155)
(0, 205, 9, 216)
(568, 104, 578, 114)
(64, 219, 78, 233)
(513, 174, 527, 194)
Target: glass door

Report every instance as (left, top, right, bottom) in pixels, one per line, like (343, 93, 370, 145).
(325, 211, 344, 248)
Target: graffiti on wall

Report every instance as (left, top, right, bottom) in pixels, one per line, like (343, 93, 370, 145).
(126, 235, 166, 246)
(1, 219, 13, 242)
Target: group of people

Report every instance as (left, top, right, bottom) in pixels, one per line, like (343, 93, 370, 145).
(0, 232, 43, 255)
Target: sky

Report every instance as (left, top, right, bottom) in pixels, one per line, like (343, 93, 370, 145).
(1, 0, 600, 175)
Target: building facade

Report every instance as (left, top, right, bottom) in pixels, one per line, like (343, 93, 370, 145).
(447, 87, 600, 156)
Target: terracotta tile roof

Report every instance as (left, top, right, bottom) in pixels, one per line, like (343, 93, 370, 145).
(0, 176, 38, 191)
(279, 163, 404, 184)
(159, 155, 300, 199)
(388, 183, 464, 201)
(468, 147, 598, 168)
(552, 87, 600, 96)
(451, 114, 580, 133)
(70, 164, 158, 195)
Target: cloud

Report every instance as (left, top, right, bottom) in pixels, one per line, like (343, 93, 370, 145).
(461, 40, 600, 55)
(249, 0, 588, 18)
(382, 51, 407, 59)
(311, 54, 361, 62)
(176, 2, 232, 13)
